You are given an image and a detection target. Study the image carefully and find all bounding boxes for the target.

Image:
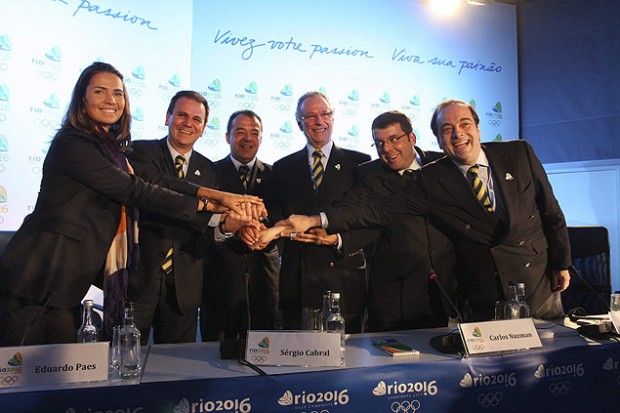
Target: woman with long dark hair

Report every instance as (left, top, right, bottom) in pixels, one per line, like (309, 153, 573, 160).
(0, 62, 259, 345)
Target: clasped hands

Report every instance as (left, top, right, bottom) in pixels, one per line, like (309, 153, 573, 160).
(238, 214, 329, 250)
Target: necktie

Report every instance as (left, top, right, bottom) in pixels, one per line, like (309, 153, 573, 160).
(174, 155, 186, 179)
(239, 165, 250, 192)
(468, 164, 494, 213)
(311, 150, 324, 190)
(163, 155, 186, 274)
(403, 169, 414, 178)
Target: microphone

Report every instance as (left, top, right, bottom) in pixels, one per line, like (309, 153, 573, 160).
(567, 264, 611, 314)
(429, 273, 462, 323)
(21, 291, 57, 346)
(428, 272, 464, 354)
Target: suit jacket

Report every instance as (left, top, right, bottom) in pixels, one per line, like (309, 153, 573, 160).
(269, 144, 371, 332)
(0, 128, 208, 309)
(128, 137, 219, 315)
(202, 156, 279, 339)
(341, 148, 457, 331)
(326, 140, 571, 320)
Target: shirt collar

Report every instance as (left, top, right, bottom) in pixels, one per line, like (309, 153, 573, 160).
(307, 140, 333, 162)
(229, 155, 257, 171)
(166, 138, 192, 163)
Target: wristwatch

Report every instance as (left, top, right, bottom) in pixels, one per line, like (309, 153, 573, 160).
(200, 197, 209, 213)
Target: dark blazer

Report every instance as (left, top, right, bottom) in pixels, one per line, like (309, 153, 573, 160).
(269, 144, 371, 332)
(0, 128, 208, 309)
(202, 156, 279, 340)
(128, 137, 219, 316)
(326, 140, 571, 320)
(341, 148, 457, 331)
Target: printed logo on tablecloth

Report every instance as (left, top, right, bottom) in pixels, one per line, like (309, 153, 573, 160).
(371, 379, 438, 412)
(532, 362, 584, 396)
(458, 370, 517, 408)
(172, 397, 252, 413)
(602, 357, 620, 385)
(277, 387, 350, 412)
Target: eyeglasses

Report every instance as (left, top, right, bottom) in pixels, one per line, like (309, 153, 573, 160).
(372, 132, 409, 149)
(300, 111, 333, 123)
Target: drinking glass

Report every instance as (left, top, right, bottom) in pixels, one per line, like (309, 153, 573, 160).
(610, 293, 620, 334)
(302, 308, 320, 330)
(111, 325, 122, 371)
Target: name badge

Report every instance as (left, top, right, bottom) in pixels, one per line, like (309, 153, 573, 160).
(0, 342, 109, 389)
(459, 318, 542, 356)
(245, 331, 343, 367)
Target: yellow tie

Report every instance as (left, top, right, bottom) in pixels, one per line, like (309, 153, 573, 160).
(311, 150, 324, 190)
(239, 165, 250, 192)
(468, 164, 493, 213)
(162, 155, 186, 274)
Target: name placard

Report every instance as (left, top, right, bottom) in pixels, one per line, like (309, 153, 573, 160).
(245, 331, 344, 367)
(458, 318, 542, 357)
(0, 342, 109, 389)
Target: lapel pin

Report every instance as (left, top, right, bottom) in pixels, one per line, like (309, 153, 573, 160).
(335, 164, 341, 171)
(256, 178, 262, 184)
(194, 170, 201, 176)
(505, 173, 513, 181)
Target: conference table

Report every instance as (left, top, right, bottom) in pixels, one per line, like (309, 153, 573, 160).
(1, 322, 619, 413)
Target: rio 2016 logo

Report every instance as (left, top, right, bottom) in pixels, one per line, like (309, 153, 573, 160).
(278, 389, 349, 406)
(372, 380, 438, 397)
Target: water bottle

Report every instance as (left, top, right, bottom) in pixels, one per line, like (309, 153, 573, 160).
(509, 282, 531, 319)
(326, 292, 346, 366)
(77, 299, 99, 343)
(119, 302, 141, 379)
(319, 290, 332, 331)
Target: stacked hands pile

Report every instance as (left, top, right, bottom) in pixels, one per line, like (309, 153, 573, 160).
(235, 213, 321, 251)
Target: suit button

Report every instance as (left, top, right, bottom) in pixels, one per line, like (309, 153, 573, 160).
(329, 262, 335, 268)
(465, 224, 471, 230)
(529, 215, 535, 219)
(517, 240, 525, 246)
(524, 262, 531, 268)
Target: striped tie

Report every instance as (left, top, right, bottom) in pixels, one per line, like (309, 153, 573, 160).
(468, 164, 494, 213)
(162, 155, 186, 274)
(311, 150, 324, 190)
(239, 165, 250, 192)
(174, 155, 185, 178)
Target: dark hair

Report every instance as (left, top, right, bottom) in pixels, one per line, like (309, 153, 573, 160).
(61, 62, 131, 148)
(295, 91, 333, 123)
(166, 90, 210, 122)
(226, 110, 263, 135)
(430, 99, 480, 137)
(371, 110, 413, 139)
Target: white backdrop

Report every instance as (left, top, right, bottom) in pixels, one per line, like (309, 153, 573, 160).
(0, 0, 518, 229)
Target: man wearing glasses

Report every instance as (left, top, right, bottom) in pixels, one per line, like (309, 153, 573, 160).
(338, 110, 457, 331)
(266, 91, 370, 332)
(275, 100, 570, 322)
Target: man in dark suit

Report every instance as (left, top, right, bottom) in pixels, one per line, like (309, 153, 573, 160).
(268, 91, 370, 333)
(278, 100, 571, 322)
(128, 91, 219, 344)
(201, 110, 279, 341)
(340, 111, 456, 331)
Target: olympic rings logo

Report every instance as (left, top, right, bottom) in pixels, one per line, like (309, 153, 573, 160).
(238, 102, 256, 110)
(549, 380, 571, 396)
(0, 63, 8, 72)
(488, 119, 502, 127)
(473, 344, 485, 351)
(207, 100, 220, 108)
(477, 391, 503, 407)
(35, 70, 59, 82)
(342, 108, 358, 116)
(200, 138, 218, 147)
(273, 141, 290, 150)
(33, 118, 60, 130)
(128, 88, 143, 97)
(273, 104, 292, 112)
(300, 410, 329, 413)
(251, 355, 267, 363)
(390, 400, 421, 413)
(32, 166, 42, 175)
(0, 376, 19, 386)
